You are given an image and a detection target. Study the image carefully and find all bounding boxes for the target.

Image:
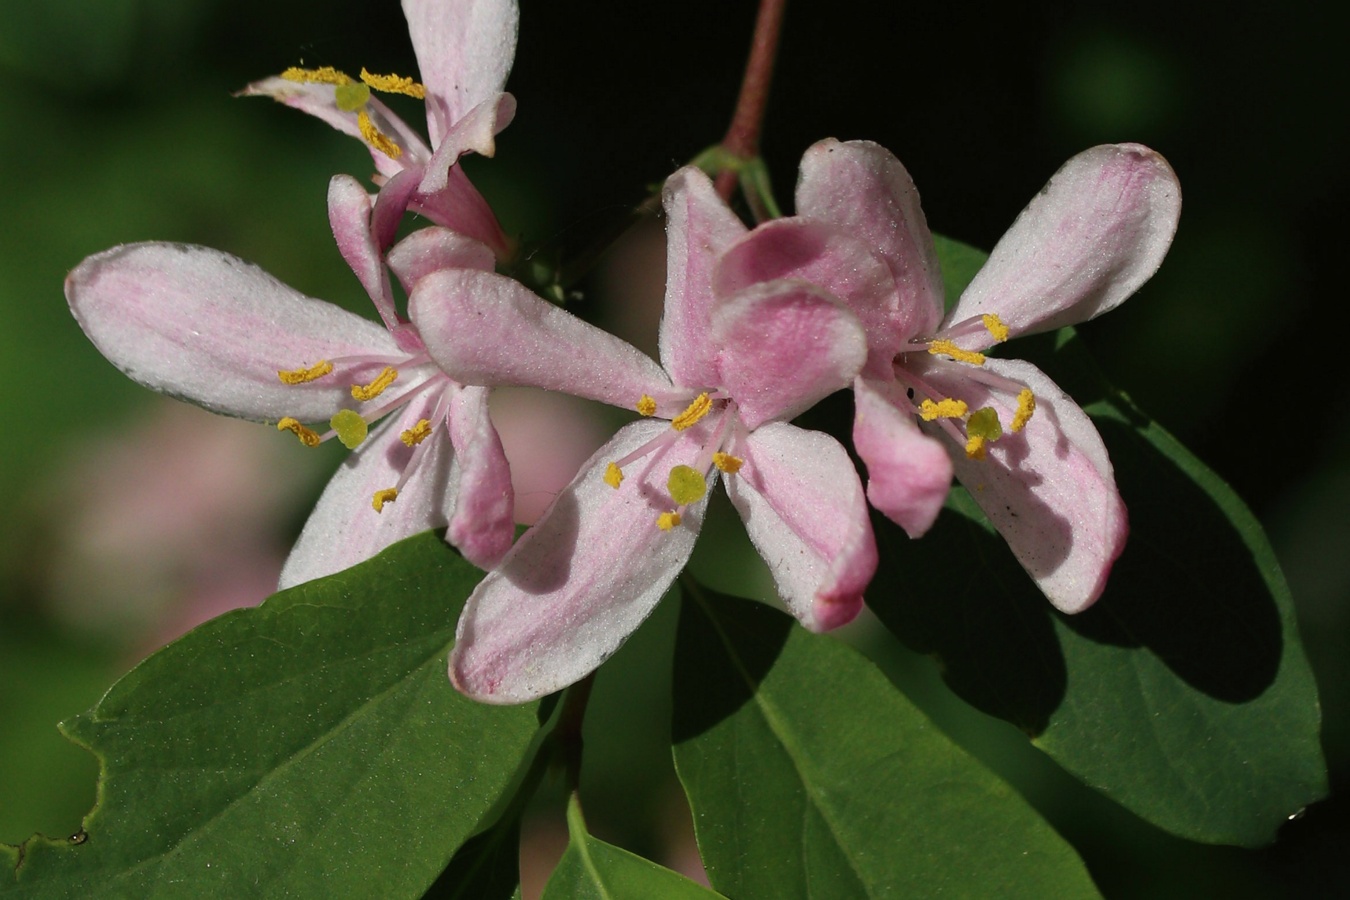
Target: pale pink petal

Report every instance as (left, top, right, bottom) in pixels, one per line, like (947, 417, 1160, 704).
(66, 243, 403, 423)
(796, 139, 945, 343)
(659, 167, 749, 387)
(450, 419, 709, 703)
(410, 268, 672, 411)
(946, 144, 1182, 348)
(724, 421, 876, 632)
(402, 0, 518, 143)
(387, 226, 497, 294)
(279, 396, 457, 588)
(446, 386, 515, 569)
(328, 175, 399, 332)
(712, 281, 866, 430)
(714, 217, 901, 377)
(914, 356, 1127, 613)
(852, 375, 952, 537)
(417, 94, 518, 195)
(411, 160, 514, 259)
(372, 168, 424, 251)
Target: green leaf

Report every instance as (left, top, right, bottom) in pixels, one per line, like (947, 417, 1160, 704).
(541, 794, 721, 900)
(672, 586, 1099, 899)
(869, 327, 1328, 846)
(3, 533, 543, 897)
(424, 815, 523, 900)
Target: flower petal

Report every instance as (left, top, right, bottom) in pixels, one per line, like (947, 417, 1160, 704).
(387, 226, 497, 294)
(279, 396, 457, 588)
(946, 144, 1182, 348)
(713, 281, 866, 430)
(450, 419, 709, 703)
(417, 93, 518, 195)
(66, 243, 402, 423)
(446, 386, 515, 569)
(724, 421, 877, 631)
(796, 139, 945, 344)
(410, 157, 514, 259)
(659, 166, 749, 386)
(851, 375, 952, 537)
(328, 175, 399, 332)
(402, 0, 518, 144)
(915, 356, 1127, 613)
(410, 268, 671, 411)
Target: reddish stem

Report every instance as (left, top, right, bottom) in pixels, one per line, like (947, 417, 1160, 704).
(717, 0, 787, 201)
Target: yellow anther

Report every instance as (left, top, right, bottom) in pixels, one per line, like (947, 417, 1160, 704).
(1011, 389, 1037, 432)
(278, 360, 334, 385)
(400, 419, 432, 447)
(357, 109, 403, 160)
(713, 452, 743, 474)
(965, 435, 988, 460)
(636, 395, 657, 417)
(927, 340, 986, 366)
(918, 398, 969, 421)
(603, 462, 623, 488)
(331, 409, 369, 449)
(672, 393, 713, 431)
(359, 68, 427, 99)
(281, 66, 353, 86)
(657, 511, 682, 531)
(351, 366, 398, 401)
(982, 313, 1010, 343)
(277, 417, 321, 448)
(667, 465, 708, 506)
(372, 488, 399, 513)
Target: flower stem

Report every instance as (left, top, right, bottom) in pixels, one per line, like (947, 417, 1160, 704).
(716, 0, 788, 202)
(554, 671, 596, 792)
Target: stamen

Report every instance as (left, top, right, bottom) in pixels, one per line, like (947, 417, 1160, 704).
(928, 340, 985, 366)
(667, 465, 708, 506)
(982, 314, 1010, 343)
(359, 68, 426, 99)
(351, 366, 398, 401)
(918, 398, 969, 421)
(713, 452, 742, 474)
(277, 417, 321, 448)
(372, 488, 399, 513)
(636, 395, 657, 417)
(400, 419, 432, 446)
(965, 407, 1003, 459)
(604, 462, 624, 488)
(672, 393, 713, 431)
(357, 109, 402, 160)
(965, 436, 988, 460)
(331, 409, 369, 449)
(281, 66, 352, 86)
(657, 512, 682, 531)
(278, 360, 334, 385)
(1011, 389, 1036, 432)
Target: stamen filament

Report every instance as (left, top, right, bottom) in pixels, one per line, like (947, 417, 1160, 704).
(400, 419, 432, 446)
(927, 339, 986, 366)
(372, 488, 398, 512)
(357, 109, 402, 160)
(359, 68, 426, 99)
(277, 417, 321, 447)
(672, 393, 713, 431)
(281, 66, 352, 86)
(1011, 389, 1036, 432)
(351, 366, 399, 401)
(919, 398, 968, 421)
(278, 360, 334, 385)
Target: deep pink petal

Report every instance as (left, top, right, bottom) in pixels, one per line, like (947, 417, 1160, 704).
(329, 175, 399, 332)
(852, 375, 952, 537)
(411, 159, 514, 259)
(446, 386, 515, 569)
(946, 144, 1182, 348)
(372, 168, 424, 251)
(387, 226, 497, 295)
(725, 422, 877, 632)
(410, 268, 672, 411)
(279, 396, 457, 588)
(714, 218, 902, 377)
(659, 167, 749, 386)
(796, 139, 945, 343)
(713, 281, 866, 429)
(66, 243, 404, 423)
(450, 419, 709, 703)
(402, 0, 518, 143)
(913, 356, 1127, 613)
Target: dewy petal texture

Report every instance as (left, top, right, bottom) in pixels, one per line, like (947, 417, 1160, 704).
(66, 243, 402, 423)
(946, 143, 1182, 347)
(451, 420, 710, 704)
(404, 0, 519, 143)
(851, 375, 952, 538)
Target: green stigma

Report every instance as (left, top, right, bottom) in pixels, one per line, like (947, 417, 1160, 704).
(966, 407, 1003, 441)
(667, 465, 708, 506)
(335, 81, 371, 112)
(331, 409, 369, 449)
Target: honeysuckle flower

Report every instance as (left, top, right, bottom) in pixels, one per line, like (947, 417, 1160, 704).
(409, 166, 878, 704)
(241, 0, 518, 256)
(721, 140, 1181, 613)
(65, 174, 515, 589)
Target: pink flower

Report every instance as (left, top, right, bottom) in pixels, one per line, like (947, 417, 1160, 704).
(722, 140, 1181, 613)
(241, 0, 519, 256)
(410, 167, 878, 703)
(65, 175, 515, 588)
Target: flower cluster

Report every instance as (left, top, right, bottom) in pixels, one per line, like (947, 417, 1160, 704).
(64, 0, 1180, 704)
